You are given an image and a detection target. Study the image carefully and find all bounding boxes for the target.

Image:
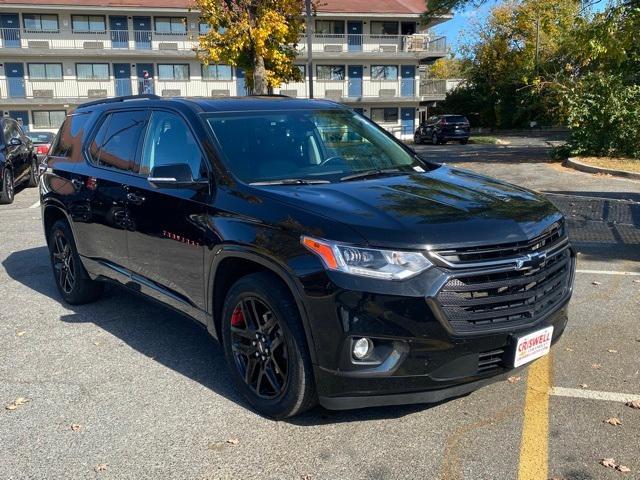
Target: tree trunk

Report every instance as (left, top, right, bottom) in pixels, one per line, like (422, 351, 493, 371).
(253, 53, 268, 95)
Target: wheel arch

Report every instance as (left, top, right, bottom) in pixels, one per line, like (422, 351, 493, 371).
(42, 202, 74, 246)
(207, 248, 318, 365)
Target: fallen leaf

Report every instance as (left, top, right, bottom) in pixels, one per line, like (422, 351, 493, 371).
(626, 399, 640, 409)
(507, 376, 521, 384)
(92, 341, 101, 346)
(591, 363, 601, 369)
(565, 347, 574, 352)
(579, 383, 589, 389)
(301, 475, 312, 480)
(226, 438, 239, 445)
(5, 397, 29, 410)
(16, 331, 26, 337)
(617, 465, 631, 473)
(94, 463, 107, 472)
(70, 424, 82, 431)
(608, 349, 618, 353)
(592, 281, 601, 286)
(605, 417, 622, 426)
(633, 279, 640, 284)
(600, 458, 617, 469)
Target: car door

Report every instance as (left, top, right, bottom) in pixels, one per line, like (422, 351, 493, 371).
(3, 119, 29, 181)
(72, 109, 148, 269)
(124, 109, 209, 314)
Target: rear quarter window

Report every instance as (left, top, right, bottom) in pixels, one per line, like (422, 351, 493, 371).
(49, 112, 91, 160)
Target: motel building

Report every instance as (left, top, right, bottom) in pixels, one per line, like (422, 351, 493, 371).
(0, 0, 451, 138)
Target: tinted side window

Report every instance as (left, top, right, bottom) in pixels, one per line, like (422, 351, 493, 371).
(89, 110, 148, 172)
(50, 112, 90, 159)
(139, 110, 204, 179)
(3, 120, 20, 143)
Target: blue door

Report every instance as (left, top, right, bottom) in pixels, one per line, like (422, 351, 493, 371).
(236, 69, 247, 96)
(9, 111, 29, 132)
(401, 65, 416, 97)
(0, 14, 20, 47)
(110, 16, 129, 49)
(401, 108, 415, 135)
(136, 63, 154, 94)
(347, 21, 363, 52)
(5, 63, 25, 98)
(133, 16, 151, 50)
(348, 65, 363, 98)
(114, 64, 132, 96)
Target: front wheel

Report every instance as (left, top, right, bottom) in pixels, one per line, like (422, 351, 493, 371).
(27, 157, 39, 187)
(0, 168, 15, 204)
(432, 133, 440, 145)
(48, 220, 103, 305)
(221, 272, 316, 419)
(414, 134, 422, 145)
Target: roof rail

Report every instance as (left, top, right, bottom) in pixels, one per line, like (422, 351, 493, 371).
(76, 94, 161, 109)
(248, 93, 291, 98)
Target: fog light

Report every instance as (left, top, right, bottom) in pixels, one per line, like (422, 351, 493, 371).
(352, 337, 373, 360)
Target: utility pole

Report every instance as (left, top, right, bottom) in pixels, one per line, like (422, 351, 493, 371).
(305, 0, 314, 98)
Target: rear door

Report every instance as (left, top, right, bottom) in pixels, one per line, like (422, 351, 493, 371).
(124, 109, 208, 313)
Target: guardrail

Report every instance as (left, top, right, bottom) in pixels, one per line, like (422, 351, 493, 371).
(298, 34, 446, 56)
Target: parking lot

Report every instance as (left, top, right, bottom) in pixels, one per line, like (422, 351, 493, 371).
(1, 140, 639, 480)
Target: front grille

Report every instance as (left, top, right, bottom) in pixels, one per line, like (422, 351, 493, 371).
(432, 222, 564, 266)
(478, 349, 505, 373)
(436, 247, 572, 334)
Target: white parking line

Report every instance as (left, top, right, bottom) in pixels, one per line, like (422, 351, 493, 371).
(550, 387, 640, 403)
(29, 201, 40, 209)
(576, 269, 640, 276)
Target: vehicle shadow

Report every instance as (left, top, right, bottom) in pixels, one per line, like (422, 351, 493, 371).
(2, 245, 437, 424)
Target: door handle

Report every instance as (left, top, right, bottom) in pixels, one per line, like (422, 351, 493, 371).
(126, 192, 146, 205)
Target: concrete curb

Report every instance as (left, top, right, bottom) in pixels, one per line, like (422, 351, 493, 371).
(564, 157, 640, 180)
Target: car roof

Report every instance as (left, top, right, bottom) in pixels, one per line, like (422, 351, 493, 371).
(75, 95, 347, 114)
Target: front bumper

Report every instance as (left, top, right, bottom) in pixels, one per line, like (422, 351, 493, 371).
(297, 246, 574, 410)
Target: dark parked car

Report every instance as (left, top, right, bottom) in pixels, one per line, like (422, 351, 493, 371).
(41, 95, 574, 418)
(1, 117, 39, 204)
(26, 131, 55, 161)
(414, 114, 471, 145)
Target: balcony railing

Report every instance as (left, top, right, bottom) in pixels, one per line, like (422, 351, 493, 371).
(0, 78, 119, 99)
(298, 34, 446, 56)
(0, 27, 446, 56)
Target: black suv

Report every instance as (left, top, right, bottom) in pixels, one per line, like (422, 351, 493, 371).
(1, 117, 39, 204)
(415, 115, 471, 145)
(41, 95, 574, 418)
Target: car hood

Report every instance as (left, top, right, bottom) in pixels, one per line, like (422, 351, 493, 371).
(256, 166, 563, 249)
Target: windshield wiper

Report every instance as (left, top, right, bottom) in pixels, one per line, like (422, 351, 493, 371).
(249, 178, 331, 186)
(339, 168, 401, 182)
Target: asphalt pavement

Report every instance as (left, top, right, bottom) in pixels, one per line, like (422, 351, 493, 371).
(1, 142, 639, 480)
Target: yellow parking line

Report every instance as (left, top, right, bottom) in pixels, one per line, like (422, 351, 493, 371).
(518, 354, 552, 480)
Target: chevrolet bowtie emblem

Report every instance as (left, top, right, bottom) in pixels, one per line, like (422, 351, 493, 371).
(515, 251, 547, 270)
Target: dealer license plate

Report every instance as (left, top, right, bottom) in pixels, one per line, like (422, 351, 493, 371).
(513, 326, 554, 367)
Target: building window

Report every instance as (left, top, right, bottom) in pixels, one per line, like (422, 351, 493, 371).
(371, 108, 398, 123)
(198, 23, 210, 34)
(71, 15, 106, 32)
(371, 21, 399, 35)
(33, 110, 66, 129)
(158, 64, 190, 80)
(316, 65, 345, 81)
(201, 64, 232, 80)
(23, 14, 59, 32)
(155, 17, 187, 34)
(28, 63, 63, 80)
(371, 65, 398, 81)
(315, 20, 344, 35)
(76, 63, 109, 80)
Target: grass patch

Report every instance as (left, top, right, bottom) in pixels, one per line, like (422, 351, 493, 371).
(575, 156, 640, 173)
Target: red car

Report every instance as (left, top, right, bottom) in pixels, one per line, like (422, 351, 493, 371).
(25, 131, 55, 161)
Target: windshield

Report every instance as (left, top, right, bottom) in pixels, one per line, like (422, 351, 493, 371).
(205, 109, 432, 184)
(26, 132, 54, 143)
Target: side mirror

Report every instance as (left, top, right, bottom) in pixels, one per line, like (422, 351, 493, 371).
(148, 163, 208, 189)
(9, 137, 22, 147)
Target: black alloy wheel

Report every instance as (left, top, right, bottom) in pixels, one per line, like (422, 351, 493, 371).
(27, 157, 39, 187)
(0, 168, 15, 204)
(229, 297, 289, 399)
(52, 229, 76, 295)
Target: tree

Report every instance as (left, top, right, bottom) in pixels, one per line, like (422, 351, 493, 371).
(193, 0, 307, 94)
(428, 55, 468, 79)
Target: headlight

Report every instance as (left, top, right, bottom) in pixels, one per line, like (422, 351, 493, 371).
(301, 236, 432, 280)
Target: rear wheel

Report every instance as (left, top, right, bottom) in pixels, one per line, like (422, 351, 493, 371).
(221, 272, 316, 418)
(414, 133, 422, 145)
(48, 220, 103, 305)
(0, 168, 15, 204)
(432, 133, 440, 145)
(26, 157, 39, 187)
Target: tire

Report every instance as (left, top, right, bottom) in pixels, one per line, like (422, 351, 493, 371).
(0, 168, 15, 204)
(460, 139, 469, 145)
(432, 133, 439, 145)
(48, 219, 103, 305)
(221, 272, 316, 419)
(26, 157, 39, 188)
(414, 134, 422, 145)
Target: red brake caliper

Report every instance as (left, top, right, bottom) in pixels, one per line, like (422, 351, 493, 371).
(230, 305, 245, 328)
